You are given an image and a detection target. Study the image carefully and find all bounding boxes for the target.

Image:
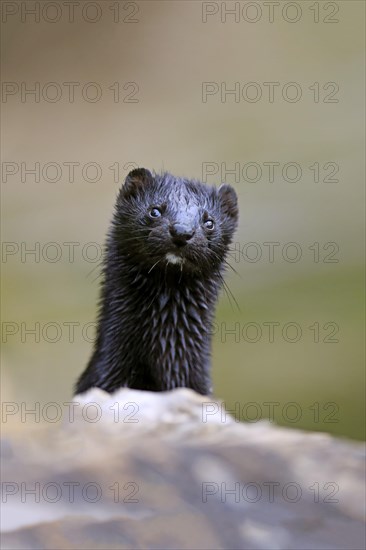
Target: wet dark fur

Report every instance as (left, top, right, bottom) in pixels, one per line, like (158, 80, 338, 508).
(75, 169, 238, 395)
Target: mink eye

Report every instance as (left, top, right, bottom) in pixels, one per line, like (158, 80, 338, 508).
(204, 219, 215, 231)
(149, 207, 162, 218)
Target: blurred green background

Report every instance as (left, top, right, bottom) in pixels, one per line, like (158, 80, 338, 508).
(1, 1, 364, 440)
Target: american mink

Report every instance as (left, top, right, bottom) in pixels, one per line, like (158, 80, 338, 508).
(75, 168, 238, 395)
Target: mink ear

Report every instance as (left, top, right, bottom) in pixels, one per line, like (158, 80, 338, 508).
(123, 168, 154, 197)
(218, 184, 238, 221)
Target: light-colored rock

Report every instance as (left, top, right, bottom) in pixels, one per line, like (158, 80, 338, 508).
(1, 388, 365, 549)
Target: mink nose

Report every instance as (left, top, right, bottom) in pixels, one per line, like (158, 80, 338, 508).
(169, 223, 195, 246)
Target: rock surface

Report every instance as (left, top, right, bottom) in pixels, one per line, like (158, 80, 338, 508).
(1, 388, 365, 550)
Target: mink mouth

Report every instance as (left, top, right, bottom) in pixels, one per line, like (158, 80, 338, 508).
(136, 230, 218, 273)
(164, 242, 203, 266)
(161, 247, 214, 274)
(165, 252, 184, 265)
(145, 248, 199, 273)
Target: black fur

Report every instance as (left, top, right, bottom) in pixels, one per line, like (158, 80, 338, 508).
(75, 169, 238, 395)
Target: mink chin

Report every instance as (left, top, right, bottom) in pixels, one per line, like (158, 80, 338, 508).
(75, 168, 239, 396)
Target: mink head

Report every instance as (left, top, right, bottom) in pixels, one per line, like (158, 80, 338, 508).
(112, 168, 238, 276)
